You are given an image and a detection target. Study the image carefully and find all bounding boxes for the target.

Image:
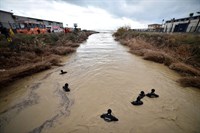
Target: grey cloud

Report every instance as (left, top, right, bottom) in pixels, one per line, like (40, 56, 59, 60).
(57, 0, 200, 23)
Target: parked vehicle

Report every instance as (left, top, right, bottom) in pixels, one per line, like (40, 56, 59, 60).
(16, 21, 47, 34)
(46, 25, 63, 33)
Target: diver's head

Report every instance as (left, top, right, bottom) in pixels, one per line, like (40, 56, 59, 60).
(151, 89, 155, 93)
(65, 83, 68, 87)
(107, 109, 112, 114)
(141, 91, 144, 95)
(61, 70, 63, 73)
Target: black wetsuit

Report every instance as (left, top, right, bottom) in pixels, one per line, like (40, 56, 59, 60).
(60, 71, 67, 74)
(138, 93, 145, 99)
(131, 100, 143, 105)
(146, 93, 159, 98)
(63, 86, 70, 92)
(100, 113, 118, 122)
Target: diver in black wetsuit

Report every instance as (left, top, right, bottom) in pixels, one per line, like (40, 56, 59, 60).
(100, 109, 119, 122)
(131, 91, 145, 106)
(138, 91, 145, 99)
(63, 83, 70, 92)
(60, 70, 67, 74)
(146, 89, 159, 98)
(131, 96, 143, 105)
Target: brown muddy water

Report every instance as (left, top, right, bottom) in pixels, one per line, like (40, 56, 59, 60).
(0, 32, 200, 133)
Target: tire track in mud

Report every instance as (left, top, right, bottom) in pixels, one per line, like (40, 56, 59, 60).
(128, 102, 183, 133)
(68, 125, 90, 133)
(29, 114, 60, 133)
(0, 83, 41, 130)
(29, 86, 74, 133)
(40, 72, 53, 80)
(156, 103, 184, 131)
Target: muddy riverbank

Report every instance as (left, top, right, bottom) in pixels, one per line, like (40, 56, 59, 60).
(0, 32, 200, 133)
(113, 27, 200, 88)
(0, 31, 97, 87)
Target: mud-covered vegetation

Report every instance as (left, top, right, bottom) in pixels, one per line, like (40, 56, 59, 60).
(113, 26, 200, 88)
(0, 31, 96, 86)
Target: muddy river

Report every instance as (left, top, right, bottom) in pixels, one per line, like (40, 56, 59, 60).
(0, 32, 200, 133)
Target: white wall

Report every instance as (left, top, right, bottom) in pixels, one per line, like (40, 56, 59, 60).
(187, 19, 199, 32)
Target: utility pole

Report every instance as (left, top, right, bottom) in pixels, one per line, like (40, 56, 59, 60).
(162, 19, 164, 32)
(74, 23, 78, 32)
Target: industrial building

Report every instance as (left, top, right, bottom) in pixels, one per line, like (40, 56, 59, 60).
(164, 15, 200, 33)
(0, 10, 15, 28)
(0, 10, 63, 30)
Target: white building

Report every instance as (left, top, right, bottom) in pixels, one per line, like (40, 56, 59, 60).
(148, 24, 162, 32)
(164, 15, 200, 33)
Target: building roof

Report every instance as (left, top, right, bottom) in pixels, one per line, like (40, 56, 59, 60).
(0, 10, 13, 14)
(14, 15, 63, 24)
(148, 24, 162, 26)
(0, 9, 62, 24)
(166, 15, 200, 23)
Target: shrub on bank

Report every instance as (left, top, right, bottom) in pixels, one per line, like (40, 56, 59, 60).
(113, 26, 131, 37)
(51, 46, 75, 55)
(0, 61, 52, 86)
(169, 63, 200, 76)
(143, 50, 175, 65)
(0, 31, 90, 69)
(178, 77, 200, 88)
(0, 31, 95, 86)
(130, 49, 145, 56)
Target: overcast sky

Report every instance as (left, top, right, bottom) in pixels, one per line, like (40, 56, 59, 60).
(0, 0, 200, 30)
